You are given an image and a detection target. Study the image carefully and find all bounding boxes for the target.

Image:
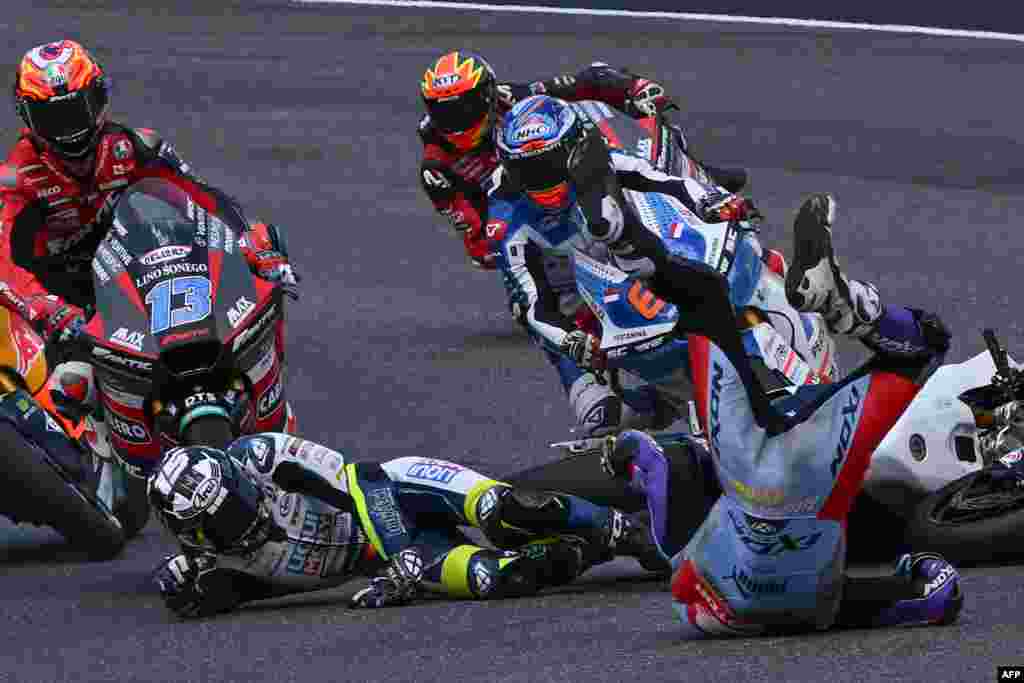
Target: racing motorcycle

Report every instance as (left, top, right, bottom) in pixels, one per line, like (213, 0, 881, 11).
(577, 99, 731, 189)
(0, 305, 125, 559)
(896, 330, 1024, 564)
(55, 177, 292, 538)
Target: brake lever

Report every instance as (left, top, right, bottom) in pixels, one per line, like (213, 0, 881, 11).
(983, 328, 1021, 401)
(549, 437, 610, 458)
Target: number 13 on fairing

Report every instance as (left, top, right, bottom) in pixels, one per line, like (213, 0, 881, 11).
(145, 276, 213, 334)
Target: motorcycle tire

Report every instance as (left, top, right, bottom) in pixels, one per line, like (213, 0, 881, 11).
(905, 470, 1024, 566)
(0, 421, 125, 560)
(181, 414, 235, 450)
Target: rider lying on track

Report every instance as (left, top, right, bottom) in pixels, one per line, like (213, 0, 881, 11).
(148, 434, 662, 619)
(598, 194, 964, 637)
(491, 95, 783, 437)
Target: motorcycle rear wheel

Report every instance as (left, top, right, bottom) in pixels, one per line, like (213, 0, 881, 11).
(905, 470, 1024, 565)
(0, 421, 125, 560)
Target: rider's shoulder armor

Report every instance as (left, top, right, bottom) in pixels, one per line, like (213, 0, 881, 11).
(127, 125, 163, 152)
(0, 134, 46, 193)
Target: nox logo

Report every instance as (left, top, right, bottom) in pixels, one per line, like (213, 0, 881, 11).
(709, 362, 724, 454)
(830, 385, 862, 478)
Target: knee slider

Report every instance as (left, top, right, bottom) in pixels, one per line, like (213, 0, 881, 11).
(569, 374, 623, 436)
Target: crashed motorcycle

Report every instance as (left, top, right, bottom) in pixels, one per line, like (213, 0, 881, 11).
(53, 177, 294, 537)
(0, 304, 125, 559)
(895, 330, 1024, 564)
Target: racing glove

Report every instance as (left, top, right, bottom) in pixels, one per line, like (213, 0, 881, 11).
(463, 222, 497, 269)
(624, 78, 678, 118)
(242, 222, 300, 300)
(699, 191, 763, 224)
(350, 547, 425, 609)
(594, 435, 630, 479)
(153, 553, 217, 619)
(28, 296, 87, 347)
(560, 330, 607, 374)
(496, 82, 534, 108)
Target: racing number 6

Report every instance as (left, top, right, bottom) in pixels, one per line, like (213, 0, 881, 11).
(626, 281, 666, 320)
(146, 276, 213, 334)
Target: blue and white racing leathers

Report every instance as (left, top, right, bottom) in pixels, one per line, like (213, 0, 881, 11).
(492, 135, 723, 435)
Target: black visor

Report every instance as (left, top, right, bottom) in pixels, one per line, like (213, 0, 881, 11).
(22, 82, 106, 156)
(503, 143, 572, 194)
(425, 85, 491, 134)
(198, 457, 265, 552)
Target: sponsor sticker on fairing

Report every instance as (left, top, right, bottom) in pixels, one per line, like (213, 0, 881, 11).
(108, 413, 150, 444)
(140, 245, 192, 267)
(227, 296, 255, 328)
(256, 378, 283, 419)
(406, 460, 463, 484)
(109, 327, 145, 352)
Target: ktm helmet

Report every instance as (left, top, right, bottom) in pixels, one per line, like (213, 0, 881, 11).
(14, 40, 110, 159)
(421, 51, 497, 153)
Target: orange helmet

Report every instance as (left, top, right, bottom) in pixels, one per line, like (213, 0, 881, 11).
(13, 40, 110, 159)
(421, 51, 497, 153)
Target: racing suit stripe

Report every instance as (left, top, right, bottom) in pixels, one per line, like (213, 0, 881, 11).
(344, 464, 389, 560)
(523, 241, 575, 346)
(502, 231, 575, 350)
(439, 544, 480, 598)
(687, 334, 712, 434)
(818, 371, 920, 522)
(463, 478, 503, 527)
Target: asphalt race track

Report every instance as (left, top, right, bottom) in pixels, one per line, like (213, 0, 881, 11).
(3, 3, 1024, 682)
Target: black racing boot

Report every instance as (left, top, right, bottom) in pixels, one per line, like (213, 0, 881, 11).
(785, 193, 883, 337)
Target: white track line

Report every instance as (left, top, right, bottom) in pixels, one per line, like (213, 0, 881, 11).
(293, 0, 1024, 43)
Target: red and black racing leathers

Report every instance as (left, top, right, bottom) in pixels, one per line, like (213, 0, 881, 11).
(0, 123, 283, 333)
(418, 63, 675, 269)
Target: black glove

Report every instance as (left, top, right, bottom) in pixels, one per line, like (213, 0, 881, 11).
(599, 434, 633, 479)
(496, 82, 534, 108)
(153, 553, 216, 619)
(560, 330, 607, 373)
(350, 548, 424, 609)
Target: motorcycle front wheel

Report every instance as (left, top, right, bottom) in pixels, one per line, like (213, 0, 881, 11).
(0, 421, 125, 560)
(905, 469, 1024, 565)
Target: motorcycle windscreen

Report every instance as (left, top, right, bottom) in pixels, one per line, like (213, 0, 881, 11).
(87, 177, 261, 365)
